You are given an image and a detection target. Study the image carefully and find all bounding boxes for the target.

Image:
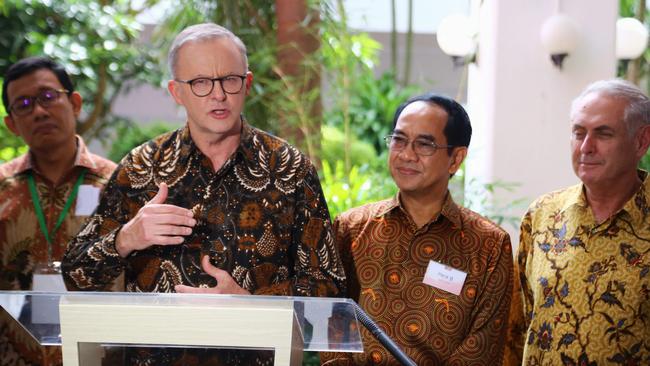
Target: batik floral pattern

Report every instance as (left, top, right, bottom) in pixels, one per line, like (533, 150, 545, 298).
(504, 171, 650, 366)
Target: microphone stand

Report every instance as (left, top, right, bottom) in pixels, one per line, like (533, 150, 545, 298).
(352, 302, 417, 366)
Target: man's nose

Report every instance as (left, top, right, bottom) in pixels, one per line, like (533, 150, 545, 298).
(31, 100, 50, 118)
(210, 81, 227, 101)
(580, 134, 596, 154)
(397, 142, 418, 161)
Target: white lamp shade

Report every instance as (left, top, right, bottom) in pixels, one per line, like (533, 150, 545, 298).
(540, 14, 580, 55)
(436, 14, 476, 57)
(616, 17, 648, 60)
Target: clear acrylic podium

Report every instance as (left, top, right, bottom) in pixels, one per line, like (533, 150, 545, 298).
(0, 291, 363, 365)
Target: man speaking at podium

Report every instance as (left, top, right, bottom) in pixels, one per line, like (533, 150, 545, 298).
(322, 93, 514, 365)
(62, 23, 345, 365)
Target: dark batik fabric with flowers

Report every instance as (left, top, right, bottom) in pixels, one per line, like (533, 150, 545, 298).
(62, 121, 346, 365)
(504, 171, 650, 366)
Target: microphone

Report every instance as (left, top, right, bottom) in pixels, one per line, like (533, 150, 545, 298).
(352, 302, 417, 366)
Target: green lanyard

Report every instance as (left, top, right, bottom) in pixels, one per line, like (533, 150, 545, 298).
(27, 169, 86, 246)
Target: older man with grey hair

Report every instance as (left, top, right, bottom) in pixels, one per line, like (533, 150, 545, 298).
(504, 79, 650, 365)
(63, 22, 345, 365)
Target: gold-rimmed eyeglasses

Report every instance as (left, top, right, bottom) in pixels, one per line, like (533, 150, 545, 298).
(384, 134, 454, 156)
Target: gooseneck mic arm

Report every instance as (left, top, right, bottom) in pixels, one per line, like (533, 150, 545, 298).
(352, 302, 417, 366)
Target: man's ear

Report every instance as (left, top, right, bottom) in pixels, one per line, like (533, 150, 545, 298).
(167, 79, 184, 105)
(244, 71, 253, 96)
(448, 146, 468, 176)
(4, 115, 20, 137)
(635, 125, 650, 160)
(69, 91, 83, 118)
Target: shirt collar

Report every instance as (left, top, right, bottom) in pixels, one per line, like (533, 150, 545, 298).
(376, 190, 463, 229)
(73, 135, 99, 170)
(181, 117, 258, 175)
(560, 170, 650, 225)
(621, 170, 650, 226)
(14, 135, 96, 174)
(559, 183, 587, 214)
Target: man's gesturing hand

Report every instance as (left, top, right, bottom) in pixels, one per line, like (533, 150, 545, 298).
(175, 255, 251, 295)
(116, 182, 196, 257)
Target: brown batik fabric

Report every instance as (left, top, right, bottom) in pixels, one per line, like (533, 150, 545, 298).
(0, 136, 116, 366)
(62, 121, 346, 365)
(503, 171, 650, 366)
(321, 193, 513, 366)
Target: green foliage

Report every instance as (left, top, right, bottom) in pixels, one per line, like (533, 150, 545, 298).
(320, 7, 419, 154)
(302, 352, 319, 366)
(325, 71, 419, 152)
(0, 78, 27, 163)
(0, 0, 162, 142)
(108, 120, 180, 163)
(0, 125, 27, 163)
(321, 159, 396, 219)
(321, 125, 379, 169)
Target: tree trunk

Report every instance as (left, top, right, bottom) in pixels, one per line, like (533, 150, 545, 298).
(275, 0, 322, 165)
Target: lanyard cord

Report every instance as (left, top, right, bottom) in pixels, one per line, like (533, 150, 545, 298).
(27, 169, 86, 261)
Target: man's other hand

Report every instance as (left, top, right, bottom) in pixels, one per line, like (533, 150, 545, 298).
(175, 255, 251, 295)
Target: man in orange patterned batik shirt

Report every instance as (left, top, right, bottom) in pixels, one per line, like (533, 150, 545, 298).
(322, 93, 514, 365)
(0, 56, 116, 365)
(504, 79, 650, 365)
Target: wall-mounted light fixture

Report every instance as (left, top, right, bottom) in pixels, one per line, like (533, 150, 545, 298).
(616, 17, 648, 60)
(437, 14, 477, 67)
(540, 14, 580, 69)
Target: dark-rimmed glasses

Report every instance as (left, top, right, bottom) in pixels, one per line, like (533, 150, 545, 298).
(175, 75, 247, 97)
(384, 134, 454, 156)
(9, 88, 70, 117)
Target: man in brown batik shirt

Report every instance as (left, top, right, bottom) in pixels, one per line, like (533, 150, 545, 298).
(322, 93, 513, 365)
(62, 23, 345, 365)
(0, 56, 116, 365)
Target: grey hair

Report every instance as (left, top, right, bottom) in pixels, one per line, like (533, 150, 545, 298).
(571, 78, 650, 135)
(168, 23, 248, 79)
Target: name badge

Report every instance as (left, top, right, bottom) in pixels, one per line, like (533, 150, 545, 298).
(75, 185, 100, 216)
(423, 260, 467, 296)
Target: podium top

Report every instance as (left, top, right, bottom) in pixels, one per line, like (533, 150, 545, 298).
(0, 291, 363, 353)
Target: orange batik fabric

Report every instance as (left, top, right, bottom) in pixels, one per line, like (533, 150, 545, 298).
(323, 193, 513, 366)
(0, 136, 115, 366)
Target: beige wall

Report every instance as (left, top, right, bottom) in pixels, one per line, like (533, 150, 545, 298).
(466, 0, 618, 248)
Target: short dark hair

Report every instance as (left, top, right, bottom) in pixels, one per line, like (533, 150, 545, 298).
(2, 56, 75, 113)
(392, 92, 472, 155)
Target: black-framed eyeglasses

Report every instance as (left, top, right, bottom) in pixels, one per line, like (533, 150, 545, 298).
(384, 134, 454, 156)
(175, 75, 247, 97)
(9, 88, 70, 117)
